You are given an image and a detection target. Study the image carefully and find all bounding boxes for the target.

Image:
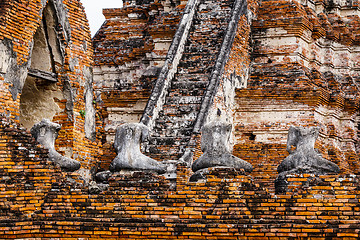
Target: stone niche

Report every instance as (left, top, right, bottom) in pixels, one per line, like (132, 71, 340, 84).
(20, 2, 64, 129)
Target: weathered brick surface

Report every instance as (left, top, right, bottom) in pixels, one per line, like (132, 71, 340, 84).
(232, 0, 360, 190)
(1, 147, 360, 240)
(0, 116, 67, 221)
(0, 0, 102, 171)
(93, 2, 183, 168)
(0, 113, 359, 239)
(2, 0, 360, 239)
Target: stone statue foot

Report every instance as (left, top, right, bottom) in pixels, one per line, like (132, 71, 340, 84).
(58, 156, 81, 172)
(225, 154, 253, 172)
(95, 170, 112, 183)
(31, 119, 81, 172)
(315, 158, 340, 174)
(190, 168, 210, 182)
(49, 151, 81, 172)
(278, 155, 340, 175)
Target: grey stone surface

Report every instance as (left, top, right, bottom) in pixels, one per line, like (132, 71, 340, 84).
(179, 149, 194, 167)
(140, 0, 199, 128)
(189, 168, 210, 182)
(83, 66, 96, 141)
(109, 123, 166, 173)
(193, 0, 249, 133)
(88, 181, 109, 194)
(161, 160, 178, 180)
(278, 126, 340, 174)
(31, 119, 81, 172)
(191, 121, 253, 172)
(63, 77, 74, 121)
(275, 126, 340, 193)
(47, 0, 71, 44)
(95, 170, 112, 183)
(0, 38, 29, 101)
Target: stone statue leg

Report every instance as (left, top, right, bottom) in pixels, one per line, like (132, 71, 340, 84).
(191, 121, 253, 181)
(31, 119, 81, 172)
(109, 123, 166, 173)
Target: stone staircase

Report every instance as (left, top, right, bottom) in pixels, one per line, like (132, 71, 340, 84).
(144, 0, 236, 160)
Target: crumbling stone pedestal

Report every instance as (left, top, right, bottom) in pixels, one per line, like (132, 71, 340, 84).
(31, 119, 81, 172)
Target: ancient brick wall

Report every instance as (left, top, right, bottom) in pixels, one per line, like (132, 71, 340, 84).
(1, 150, 360, 240)
(93, 2, 183, 168)
(0, 0, 101, 173)
(0, 116, 64, 221)
(232, 0, 360, 189)
(1, 0, 360, 239)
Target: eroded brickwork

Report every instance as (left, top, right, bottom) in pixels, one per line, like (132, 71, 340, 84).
(2, 0, 360, 238)
(0, 0, 101, 175)
(0, 116, 66, 221)
(1, 154, 360, 239)
(233, 0, 360, 189)
(93, 1, 183, 167)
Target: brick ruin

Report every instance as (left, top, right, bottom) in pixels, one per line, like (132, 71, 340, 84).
(1, 0, 360, 239)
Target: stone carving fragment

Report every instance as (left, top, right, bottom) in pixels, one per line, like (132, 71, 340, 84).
(95, 170, 112, 183)
(275, 126, 340, 193)
(191, 121, 253, 173)
(31, 119, 81, 172)
(88, 180, 108, 194)
(109, 123, 166, 173)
